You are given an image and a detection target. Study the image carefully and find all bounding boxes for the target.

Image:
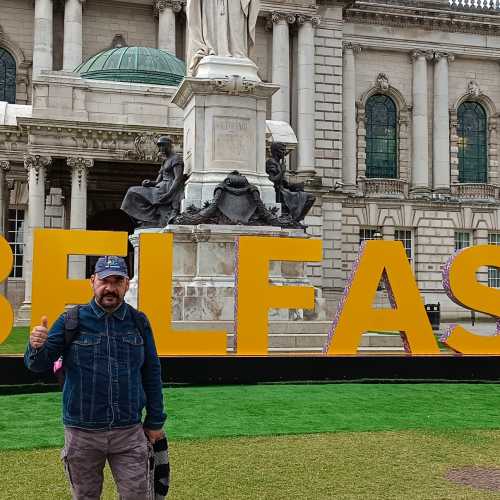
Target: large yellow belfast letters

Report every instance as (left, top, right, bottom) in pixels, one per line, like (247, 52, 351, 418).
(442, 245, 500, 354)
(31, 229, 128, 330)
(324, 240, 440, 356)
(235, 236, 323, 355)
(0, 236, 14, 344)
(137, 232, 226, 355)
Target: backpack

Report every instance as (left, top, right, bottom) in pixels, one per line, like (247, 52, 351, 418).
(53, 304, 147, 385)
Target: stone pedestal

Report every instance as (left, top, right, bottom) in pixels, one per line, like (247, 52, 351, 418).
(171, 65, 279, 209)
(126, 225, 325, 323)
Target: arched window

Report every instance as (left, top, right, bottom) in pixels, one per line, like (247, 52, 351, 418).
(457, 101, 487, 183)
(365, 94, 397, 178)
(0, 48, 16, 104)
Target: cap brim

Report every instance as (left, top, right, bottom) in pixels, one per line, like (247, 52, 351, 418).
(96, 270, 129, 279)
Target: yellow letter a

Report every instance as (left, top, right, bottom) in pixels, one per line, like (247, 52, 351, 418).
(324, 240, 440, 356)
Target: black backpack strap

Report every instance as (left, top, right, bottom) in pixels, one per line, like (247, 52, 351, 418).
(129, 306, 147, 342)
(64, 305, 80, 347)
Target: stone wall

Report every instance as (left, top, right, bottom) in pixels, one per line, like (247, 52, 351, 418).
(313, 7, 343, 187)
(0, 0, 34, 62)
(82, 0, 157, 60)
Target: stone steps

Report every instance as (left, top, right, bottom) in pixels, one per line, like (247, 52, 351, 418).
(171, 321, 406, 351)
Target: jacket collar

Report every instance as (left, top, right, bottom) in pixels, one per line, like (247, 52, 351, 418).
(90, 298, 128, 320)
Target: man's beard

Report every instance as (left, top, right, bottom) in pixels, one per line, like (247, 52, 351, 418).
(97, 292, 122, 310)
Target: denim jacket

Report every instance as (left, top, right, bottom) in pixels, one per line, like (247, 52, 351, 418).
(24, 299, 166, 431)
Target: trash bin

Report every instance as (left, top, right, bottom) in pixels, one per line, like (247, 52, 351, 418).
(425, 303, 440, 331)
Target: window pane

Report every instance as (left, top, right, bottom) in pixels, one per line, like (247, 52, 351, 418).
(365, 95, 398, 179)
(488, 233, 500, 287)
(457, 102, 487, 183)
(454, 231, 471, 251)
(0, 48, 16, 104)
(7, 209, 25, 278)
(395, 229, 412, 261)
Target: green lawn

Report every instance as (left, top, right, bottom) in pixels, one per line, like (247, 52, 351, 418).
(0, 326, 28, 354)
(1, 431, 500, 499)
(1, 383, 500, 499)
(1, 383, 500, 450)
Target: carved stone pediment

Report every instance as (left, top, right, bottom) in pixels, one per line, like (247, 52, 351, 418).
(376, 73, 389, 91)
(132, 133, 162, 162)
(466, 79, 481, 98)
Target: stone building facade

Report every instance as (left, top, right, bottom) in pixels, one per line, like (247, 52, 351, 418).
(0, 0, 499, 325)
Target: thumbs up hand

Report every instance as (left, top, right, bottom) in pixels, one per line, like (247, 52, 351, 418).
(29, 316, 49, 349)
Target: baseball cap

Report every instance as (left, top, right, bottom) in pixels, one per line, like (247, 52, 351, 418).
(94, 256, 129, 279)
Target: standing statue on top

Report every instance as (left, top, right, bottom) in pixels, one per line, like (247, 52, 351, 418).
(186, 0, 260, 75)
(266, 142, 316, 223)
(121, 136, 187, 227)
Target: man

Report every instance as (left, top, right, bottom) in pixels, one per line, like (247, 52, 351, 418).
(25, 256, 166, 500)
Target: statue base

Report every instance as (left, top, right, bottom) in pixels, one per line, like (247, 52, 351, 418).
(126, 225, 326, 325)
(195, 55, 261, 82)
(172, 74, 279, 209)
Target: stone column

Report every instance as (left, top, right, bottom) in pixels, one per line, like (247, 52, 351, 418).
(155, 0, 182, 55)
(411, 50, 432, 195)
(0, 161, 9, 235)
(433, 52, 454, 192)
(271, 12, 294, 123)
(20, 155, 51, 318)
(63, 0, 84, 71)
(342, 42, 360, 192)
(33, 0, 53, 78)
(0, 161, 10, 296)
(68, 157, 93, 279)
(296, 15, 320, 175)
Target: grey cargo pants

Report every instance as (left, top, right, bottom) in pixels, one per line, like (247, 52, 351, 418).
(61, 424, 150, 500)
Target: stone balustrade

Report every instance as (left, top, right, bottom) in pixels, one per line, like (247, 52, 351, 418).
(451, 183, 498, 201)
(449, 0, 500, 9)
(359, 178, 409, 199)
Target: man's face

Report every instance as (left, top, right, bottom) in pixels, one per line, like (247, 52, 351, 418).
(91, 274, 130, 311)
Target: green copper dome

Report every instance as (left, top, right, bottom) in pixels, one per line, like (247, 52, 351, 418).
(75, 47, 186, 86)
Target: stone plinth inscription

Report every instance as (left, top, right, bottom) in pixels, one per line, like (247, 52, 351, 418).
(213, 116, 251, 167)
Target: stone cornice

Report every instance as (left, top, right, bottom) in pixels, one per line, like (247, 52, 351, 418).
(343, 35, 500, 61)
(172, 77, 279, 109)
(0, 119, 183, 163)
(345, 0, 500, 35)
(260, 1, 318, 17)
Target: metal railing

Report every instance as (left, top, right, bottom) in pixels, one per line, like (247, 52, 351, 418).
(449, 0, 500, 9)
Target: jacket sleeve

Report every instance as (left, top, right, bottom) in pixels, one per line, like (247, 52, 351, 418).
(140, 315, 167, 430)
(24, 314, 66, 373)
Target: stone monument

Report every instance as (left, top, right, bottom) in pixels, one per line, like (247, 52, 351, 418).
(125, 1, 324, 349)
(173, 0, 278, 210)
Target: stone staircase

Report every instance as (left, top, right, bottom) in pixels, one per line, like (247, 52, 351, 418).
(173, 321, 405, 353)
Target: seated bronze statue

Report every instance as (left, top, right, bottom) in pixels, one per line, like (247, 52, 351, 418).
(266, 142, 315, 222)
(121, 136, 187, 227)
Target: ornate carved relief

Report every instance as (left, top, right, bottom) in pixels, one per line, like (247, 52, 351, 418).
(111, 34, 127, 49)
(23, 155, 51, 184)
(410, 49, 434, 62)
(466, 79, 482, 98)
(375, 73, 389, 91)
(154, 0, 183, 14)
(132, 133, 162, 161)
(343, 41, 362, 54)
(270, 12, 296, 25)
(296, 15, 321, 27)
(67, 157, 93, 189)
(0, 161, 10, 172)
